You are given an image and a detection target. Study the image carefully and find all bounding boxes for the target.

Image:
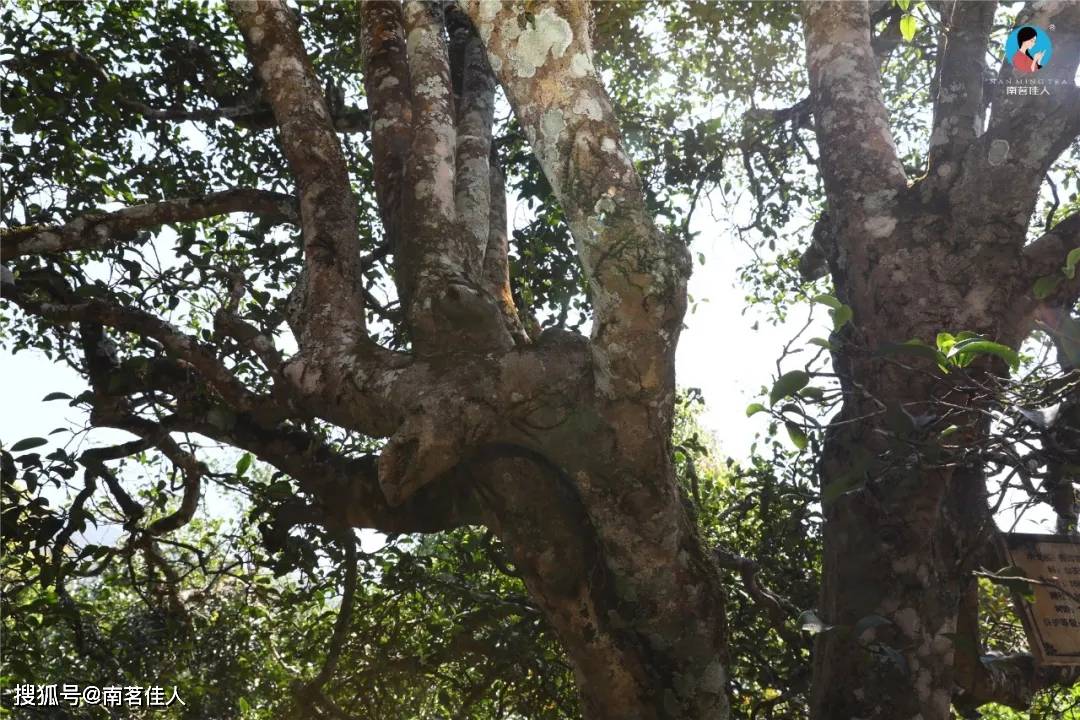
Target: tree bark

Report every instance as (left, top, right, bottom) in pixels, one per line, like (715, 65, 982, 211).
(803, 2, 1080, 718)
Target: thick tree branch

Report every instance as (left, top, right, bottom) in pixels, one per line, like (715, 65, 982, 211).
(74, 326, 477, 535)
(359, 0, 413, 303)
(172, 411, 480, 534)
(1024, 211, 1080, 307)
(0, 189, 296, 261)
(803, 1, 907, 211)
(465, 0, 690, 405)
(473, 453, 656, 720)
(928, 0, 996, 170)
(229, 0, 366, 346)
(397, 2, 512, 355)
(743, 6, 905, 139)
(449, 6, 496, 281)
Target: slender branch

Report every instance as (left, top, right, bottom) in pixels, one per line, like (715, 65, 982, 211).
(79, 441, 150, 525)
(305, 533, 358, 691)
(1, 189, 296, 261)
(6, 46, 369, 133)
(954, 579, 1080, 711)
(143, 436, 205, 536)
(123, 96, 369, 134)
(10, 289, 279, 418)
(483, 150, 528, 344)
(714, 545, 799, 635)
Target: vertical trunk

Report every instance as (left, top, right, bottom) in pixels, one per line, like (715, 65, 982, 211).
(474, 452, 730, 720)
(809, 208, 1026, 720)
(812, 410, 991, 720)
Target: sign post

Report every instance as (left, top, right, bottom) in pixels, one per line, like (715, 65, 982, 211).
(998, 533, 1080, 665)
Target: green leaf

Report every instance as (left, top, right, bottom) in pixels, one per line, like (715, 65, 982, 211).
(41, 392, 72, 401)
(808, 337, 833, 351)
(12, 115, 36, 134)
(1033, 274, 1063, 299)
(10, 437, 48, 452)
(900, 14, 917, 42)
(947, 337, 1020, 372)
(811, 294, 843, 310)
(939, 424, 960, 438)
(936, 332, 956, 354)
(785, 421, 809, 450)
(799, 386, 825, 401)
(235, 453, 253, 478)
(896, 0, 911, 11)
(769, 370, 810, 405)
(1064, 247, 1080, 279)
(830, 304, 853, 330)
(745, 402, 767, 417)
(266, 480, 293, 500)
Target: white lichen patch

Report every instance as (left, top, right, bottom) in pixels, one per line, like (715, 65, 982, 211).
(414, 75, 446, 101)
(862, 188, 897, 214)
(476, 0, 501, 42)
(507, 7, 572, 78)
(699, 660, 726, 694)
(987, 139, 1010, 166)
(864, 215, 897, 239)
(573, 92, 603, 121)
(569, 52, 593, 78)
(542, 109, 565, 144)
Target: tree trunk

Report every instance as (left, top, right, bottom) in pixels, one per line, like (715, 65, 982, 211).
(801, 1, 1080, 715)
(475, 452, 728, 720)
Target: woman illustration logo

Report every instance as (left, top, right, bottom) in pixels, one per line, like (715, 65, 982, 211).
(1007, 25, 1052, 73)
